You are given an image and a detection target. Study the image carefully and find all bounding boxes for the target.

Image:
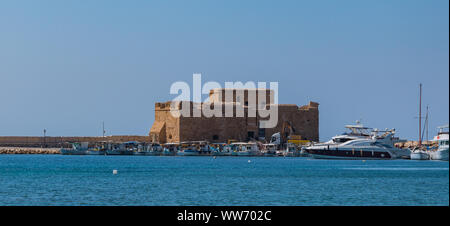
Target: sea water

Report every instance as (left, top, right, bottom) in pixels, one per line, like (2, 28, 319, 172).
(0, 155, 448, 206)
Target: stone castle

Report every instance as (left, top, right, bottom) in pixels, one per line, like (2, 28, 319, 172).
(150, 88, 319, 143)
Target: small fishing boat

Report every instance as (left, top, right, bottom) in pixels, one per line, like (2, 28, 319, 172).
(161, 143, 179, 156)
(86, 147, 106, 155)
(177, 145, 201, 156)
(133, 143, 148, 155)
(217, 144, 236, 156)
(261, 144, 277, 157)
(194, 141, 212, 155)
(284, 143, 302, 157)
(60, 142, 88, 155)
(86, 142, 111, 155)
(106, 142, 135, 155)
(233, 142, 261, 156)
(211, 143, 231, 156)
(410, 149, 430, 160)
(144, 143, 163, 156)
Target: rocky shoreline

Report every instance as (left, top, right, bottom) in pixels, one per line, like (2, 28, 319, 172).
(0, 147, 60, 154)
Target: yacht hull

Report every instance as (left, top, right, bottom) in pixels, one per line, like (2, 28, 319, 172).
(309, 154, 391, 160)
(306, 148, 393, 160)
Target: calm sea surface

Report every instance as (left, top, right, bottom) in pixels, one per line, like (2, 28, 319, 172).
(0, 155, 448, 206)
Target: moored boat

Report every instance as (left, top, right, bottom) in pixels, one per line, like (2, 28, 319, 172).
(60, 142, 88, 155)
(177, 145, 200, 156)
(143, 143, 163, 156)
(162, 143, 179, 156)
(284, 143, 303, 157)
(86, 148, 106, 155)
(133, 143, 147, 155)
(262, 144, 277, 157)
(304, 125, 410, 160)
(410, 149, 430, 160)
(429, 125, 449, 161)
(86, 142, 110, 155)
(409, 83, 432, 161)
(106, 142, 136, 155)
(211, 143, 231, 156)
(233, 142, 261, 156)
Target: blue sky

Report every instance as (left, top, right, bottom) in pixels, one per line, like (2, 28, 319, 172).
(0, 0, 448, 141)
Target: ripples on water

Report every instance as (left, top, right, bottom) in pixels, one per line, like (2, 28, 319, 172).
(0, 155, 448, 206)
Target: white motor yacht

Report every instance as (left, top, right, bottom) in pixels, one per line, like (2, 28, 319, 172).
(429, 125, 449, 161)
(304, 127, 410, 160)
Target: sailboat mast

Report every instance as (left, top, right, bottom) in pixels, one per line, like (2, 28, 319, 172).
(426, 105, 429, 142)
(419, 83, 422, 146)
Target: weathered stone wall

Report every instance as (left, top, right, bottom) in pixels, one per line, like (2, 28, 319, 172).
(149, 89, 319, 143)
(265, 102, 319, 141)
(209, 88, 274, 105)
(180, 113, 248, 143)
(150, 102, 180, 143)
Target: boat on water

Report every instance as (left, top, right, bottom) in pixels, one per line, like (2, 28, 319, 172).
(262, 143, 277, 157)
(410, 149, 430, 160)
(284, 143, 304, 157)
(177, 148, 200, 156)
(429, 125, 449, 161)
(86, 142, 111, 155)
(177, 143, 201, 156)
(304, 123, 410, 160)
(86, 147, 107, 155)
(232, 142, 261, 156)
(60, 142, 89, 155)
(409, 83, 436, 161)
(198, 141, 212, 155)
(218, 143, 237, 156)
(177, 141, 212, 156)
(133, 142, 149, 155)
(143, 143, 163, 156)
(106, 142, 136, 155)
(161, 143, 179, 156)
(211, 143, 231, 156)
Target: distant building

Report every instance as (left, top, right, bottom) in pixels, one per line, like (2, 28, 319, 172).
(150, 88, 319, 143)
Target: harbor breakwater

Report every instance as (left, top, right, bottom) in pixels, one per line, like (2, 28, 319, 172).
(0, 147, 60, 154)
(0, 136, 150, 148)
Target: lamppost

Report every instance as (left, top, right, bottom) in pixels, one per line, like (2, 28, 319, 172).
(43, 129, 46, 148)
(103, 121, 106, 138)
